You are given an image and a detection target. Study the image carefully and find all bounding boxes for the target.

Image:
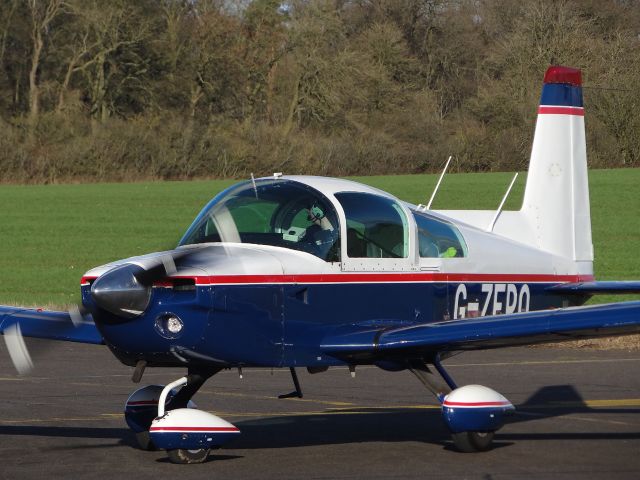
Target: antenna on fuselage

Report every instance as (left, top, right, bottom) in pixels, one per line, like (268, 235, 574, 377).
(487, 172, 519, 232)
(250, 173, 258, 198)
(419, 155, 452, 211)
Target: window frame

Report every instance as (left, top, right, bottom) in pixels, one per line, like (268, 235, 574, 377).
(334, 191, 417, 272)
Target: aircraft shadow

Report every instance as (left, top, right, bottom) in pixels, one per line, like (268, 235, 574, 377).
(510, 384, 640, 424)
(229, 383, 640, 449)
(0, 412, 451, 449)
(230, 411, 640, 450)
(231, 409, 448, 449)
(1, 385, 638, 451)
(0, 425, 136, 449)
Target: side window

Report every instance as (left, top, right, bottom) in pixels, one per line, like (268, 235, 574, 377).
(335, 192, 408, 258)
(413, 211, 467, 258)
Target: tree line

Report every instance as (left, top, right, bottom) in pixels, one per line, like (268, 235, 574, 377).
(0, 0, 639, 183)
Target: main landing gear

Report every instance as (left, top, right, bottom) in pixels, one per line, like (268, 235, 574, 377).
(450, 431, 495, 453)
(124, 367, 240, 464)
(406, 356, 514, 452)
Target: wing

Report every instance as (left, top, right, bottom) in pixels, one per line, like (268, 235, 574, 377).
(548, 281, 640, 295)
(321, 301, 640, 361)
(0, 306, 103, 345)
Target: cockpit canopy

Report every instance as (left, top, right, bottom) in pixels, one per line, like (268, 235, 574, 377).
(179, 179, 341, 261)
(180, 178, 467, 263)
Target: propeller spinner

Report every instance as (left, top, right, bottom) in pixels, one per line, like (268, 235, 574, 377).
(90, 253, 179, 319)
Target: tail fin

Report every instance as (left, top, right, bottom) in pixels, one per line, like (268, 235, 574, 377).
(435, 65, 594, 272)
(520, 66, 593, 263)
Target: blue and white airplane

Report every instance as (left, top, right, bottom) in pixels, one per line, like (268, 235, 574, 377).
(1, 65, 639, 464)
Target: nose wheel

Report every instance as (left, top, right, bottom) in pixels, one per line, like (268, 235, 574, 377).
(167, 448, 211, 464)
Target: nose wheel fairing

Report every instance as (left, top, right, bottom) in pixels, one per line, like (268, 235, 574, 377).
(150, 408, 240, 451)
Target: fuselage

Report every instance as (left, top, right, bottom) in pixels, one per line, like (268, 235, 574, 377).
(80, 176, 593, 368)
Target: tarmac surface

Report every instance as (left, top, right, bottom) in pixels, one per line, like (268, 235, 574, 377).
(1, 341, 639, 480)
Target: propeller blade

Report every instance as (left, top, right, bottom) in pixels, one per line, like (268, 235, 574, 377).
(161, 254, 178, 277)
(2, 304, 92, 375)
(132, 251, 188, 287)
(3, 323, 34, 375)
(69, 303, 91, 327)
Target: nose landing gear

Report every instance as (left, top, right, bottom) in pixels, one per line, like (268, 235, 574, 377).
(125, 367, 239, 464)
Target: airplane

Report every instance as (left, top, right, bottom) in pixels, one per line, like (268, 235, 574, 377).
(1, 64, 640, 464)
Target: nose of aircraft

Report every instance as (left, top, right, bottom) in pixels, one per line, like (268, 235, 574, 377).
(87, 249, 198, 321)
(90, 263, 152, 318)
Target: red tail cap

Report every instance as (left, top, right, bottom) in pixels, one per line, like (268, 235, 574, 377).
(543, 66, 582, 86)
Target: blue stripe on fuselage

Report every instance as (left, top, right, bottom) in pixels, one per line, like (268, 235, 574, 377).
(88, 281, 583, 368)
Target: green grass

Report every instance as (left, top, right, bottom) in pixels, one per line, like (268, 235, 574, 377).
(0, 169, 638, 307)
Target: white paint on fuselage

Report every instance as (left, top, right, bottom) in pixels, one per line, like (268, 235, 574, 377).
(83, 175, 590, 281)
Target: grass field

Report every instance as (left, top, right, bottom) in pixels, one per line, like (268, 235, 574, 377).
(0, 169, 638, 309)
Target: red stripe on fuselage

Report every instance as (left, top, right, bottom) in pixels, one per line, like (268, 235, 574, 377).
(538, 106, 584, 116)
(81, 273, 594, 286)
(187, 273, 593, 285)
(442, 401, 512, 407)
(149, 426, 239, 432)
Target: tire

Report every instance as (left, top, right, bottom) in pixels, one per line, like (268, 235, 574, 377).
(451, 431, 495, 452)
(134, 431, 157, 451)
(167, 448, 210, 464)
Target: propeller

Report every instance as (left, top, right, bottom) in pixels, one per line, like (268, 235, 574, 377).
(4, 205, 238, 375)
(2, 251, 194, 375)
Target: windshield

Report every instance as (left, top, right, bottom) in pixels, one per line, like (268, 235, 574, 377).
(179, 179, 340, 262)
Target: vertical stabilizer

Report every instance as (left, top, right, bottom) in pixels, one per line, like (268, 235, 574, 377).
(521, 66, 593, 263)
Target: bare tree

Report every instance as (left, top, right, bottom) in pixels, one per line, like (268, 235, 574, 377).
(27, 0, 66, 128)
